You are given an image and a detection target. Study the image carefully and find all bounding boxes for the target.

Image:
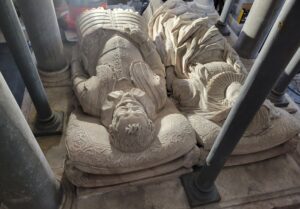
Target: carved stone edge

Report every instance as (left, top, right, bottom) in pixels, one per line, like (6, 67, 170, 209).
(76, 168, 191, 199)
(59, 177, 76, 209)
(39, 64, 71, 87)
(199, 136, 299, 167)
(218, 185, 300, 208)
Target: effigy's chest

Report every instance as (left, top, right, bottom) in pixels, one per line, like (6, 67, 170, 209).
(97, 35, 144, 80)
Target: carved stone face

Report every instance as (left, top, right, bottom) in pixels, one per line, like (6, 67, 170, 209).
(114, 97, 146, 120)
(109, 93, 155, 153)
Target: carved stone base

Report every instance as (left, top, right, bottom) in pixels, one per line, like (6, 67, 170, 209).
(65, 151, 198, 188)
(39, 64, 71, 87)
(76, 168, 191, 198)
(74, 154, 300, 209)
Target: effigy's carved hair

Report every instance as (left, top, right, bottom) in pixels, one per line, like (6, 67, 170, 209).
(109, 99, 155, 153)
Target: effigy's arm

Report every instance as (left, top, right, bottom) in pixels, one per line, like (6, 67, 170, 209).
(71, 48, 115, 117)
(127, 28, 168, 113)
(129, 28, 166, 78)
(130, 61, 167, 112)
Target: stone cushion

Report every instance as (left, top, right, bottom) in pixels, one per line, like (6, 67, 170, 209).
(65, 146, 200, 188)
(199, 137, 299, 167)
(65, 100, 197, 175)
(187, 107, 300, 155)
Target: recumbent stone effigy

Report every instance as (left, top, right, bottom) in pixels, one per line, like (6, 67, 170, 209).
(146, 0, 300, 166)
(64, 8, 200, 189)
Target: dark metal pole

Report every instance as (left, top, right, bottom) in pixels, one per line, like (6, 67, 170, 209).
(0, 73, 62, 209)
(0, 0, 63, 136)
(215, 0, 234, 36)
(15, 0, 68, 73)
(269, 48, 300, 107)
(234, 0, 285, 59)
(181, 0, 300, 207)
(53, 0, 66, 8)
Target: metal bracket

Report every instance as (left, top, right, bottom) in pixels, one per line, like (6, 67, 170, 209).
(180, 169, 221, 207)
(33, 111, 64, 137)
(268, 92, 290, 107)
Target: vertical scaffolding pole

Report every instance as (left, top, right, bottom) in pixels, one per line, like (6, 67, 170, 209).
(215, 0, 234, 36)
(15, 0, 68, 73)
(269, 48, 300, 107)
(234, 0, 285, 59)
(181, 0, 300, 207)
(0, 73, 63, 209)
(0, 0, 64, 136)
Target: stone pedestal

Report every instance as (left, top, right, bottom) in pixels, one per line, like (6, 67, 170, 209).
(0, 0, 64, 135)
(16, 0, 70, 86)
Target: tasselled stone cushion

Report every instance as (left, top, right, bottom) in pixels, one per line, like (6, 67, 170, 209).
(65, 146, 200, 187)
(65, 99, 199, 175)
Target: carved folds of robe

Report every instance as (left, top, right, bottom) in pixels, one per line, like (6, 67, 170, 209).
(146, 0, 300, 165)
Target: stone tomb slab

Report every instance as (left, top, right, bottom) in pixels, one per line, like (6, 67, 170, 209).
(75, 154, 300, 209)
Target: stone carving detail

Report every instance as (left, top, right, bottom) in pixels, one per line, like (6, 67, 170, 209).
(146, 0, 300, 161)
(66, 8, 200, 188)
(73, 10, 167, 153)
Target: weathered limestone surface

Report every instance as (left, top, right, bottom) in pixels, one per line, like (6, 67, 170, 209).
(20, 82, 300, 209)
(65, 8, 200, 189)
(75, 154, 300, 209)
(146, 0, 300, 164)
(17, 2, 300, 208)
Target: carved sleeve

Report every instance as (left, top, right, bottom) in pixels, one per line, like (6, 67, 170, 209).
(130, 61, 167, 112)
(72, 53, 115, 117)
(129, 29, 166, 78)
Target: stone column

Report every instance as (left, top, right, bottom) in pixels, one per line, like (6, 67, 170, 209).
(0, 0, 63, 136)
(181, 0, 300, 207)
(269, 48, 300, 107)
(215, 0, 234, 36)
(16, 0, 69, 86)
(234, 0, 285, 59)
(0, 73, 62, 209)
